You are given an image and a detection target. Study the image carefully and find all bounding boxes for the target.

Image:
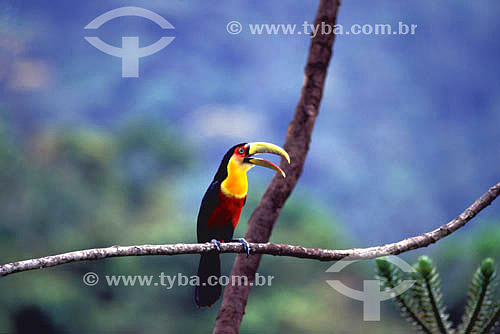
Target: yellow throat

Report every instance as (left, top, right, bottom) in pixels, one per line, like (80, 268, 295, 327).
(221, 156, 252, 198)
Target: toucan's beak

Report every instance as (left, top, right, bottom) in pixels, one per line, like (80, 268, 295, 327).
(244, 142, 290, 178)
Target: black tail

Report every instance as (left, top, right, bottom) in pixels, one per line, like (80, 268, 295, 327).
(195, 254, 221, 307)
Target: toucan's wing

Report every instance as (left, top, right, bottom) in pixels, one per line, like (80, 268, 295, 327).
(196, 180, 221, 242)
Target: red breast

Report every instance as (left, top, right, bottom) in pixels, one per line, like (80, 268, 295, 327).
(207, 190, 246, 230)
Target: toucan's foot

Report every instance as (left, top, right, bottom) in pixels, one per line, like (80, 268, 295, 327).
(210, 239, 221, 252)
(232, 238, 250, 257)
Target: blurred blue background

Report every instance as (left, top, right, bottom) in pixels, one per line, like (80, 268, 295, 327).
(1, 0, 499, 333)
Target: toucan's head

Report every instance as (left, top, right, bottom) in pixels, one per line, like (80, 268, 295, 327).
(213, 142, 290, 182)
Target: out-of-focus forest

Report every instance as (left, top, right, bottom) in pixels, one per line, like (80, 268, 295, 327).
(1, 0, 500, 333)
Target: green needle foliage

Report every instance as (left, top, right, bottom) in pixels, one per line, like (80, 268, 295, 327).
(375, 258, 433, 334)
(459, 258, 498, 334)
(376, 256, 500, 334)
(481, 307, 500, 334)
(412, 256, 453, 334)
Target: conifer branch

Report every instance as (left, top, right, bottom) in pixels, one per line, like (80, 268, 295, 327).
(482, 305, 500, 334)
(460, 258, 497, 334)
(376, 258, 433, 334)
(413, 256, 452, 334)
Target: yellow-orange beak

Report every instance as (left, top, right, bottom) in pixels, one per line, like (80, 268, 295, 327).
(244, 142, 290, 178)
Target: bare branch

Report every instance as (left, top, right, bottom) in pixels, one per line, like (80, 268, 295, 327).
(2, 181, 498, 278)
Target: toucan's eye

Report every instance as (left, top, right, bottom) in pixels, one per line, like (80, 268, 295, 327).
(238, 148, 245, 154)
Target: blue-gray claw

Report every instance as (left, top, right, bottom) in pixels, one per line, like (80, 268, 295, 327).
(210, 239, 221, 252)
(232, 238, 250, 257)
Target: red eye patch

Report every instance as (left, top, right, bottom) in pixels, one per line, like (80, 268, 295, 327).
(234, 146, 246, 156)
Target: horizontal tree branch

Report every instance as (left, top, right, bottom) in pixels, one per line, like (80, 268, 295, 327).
(1, 181, 499, 278)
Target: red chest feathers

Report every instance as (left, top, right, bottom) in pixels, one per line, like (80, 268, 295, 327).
(207, 190, 246, 230)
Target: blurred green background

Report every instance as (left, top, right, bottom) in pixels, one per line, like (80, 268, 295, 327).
(0, 117, 498, 333)
(1, 0, 500, 333)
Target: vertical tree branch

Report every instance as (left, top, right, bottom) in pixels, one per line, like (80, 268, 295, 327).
(213, 1, 341, 332)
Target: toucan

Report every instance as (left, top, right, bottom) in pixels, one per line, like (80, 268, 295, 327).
(195, 142, 290, 307)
